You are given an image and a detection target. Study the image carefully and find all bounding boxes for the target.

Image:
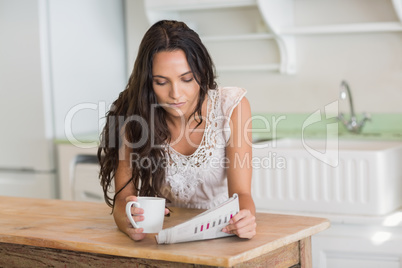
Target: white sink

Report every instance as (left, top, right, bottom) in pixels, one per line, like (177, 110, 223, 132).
(252, 138, 402, 216)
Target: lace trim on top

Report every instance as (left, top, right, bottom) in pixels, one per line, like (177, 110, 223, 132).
(162, 87, 247, 208)
(164, 90, 222, 203)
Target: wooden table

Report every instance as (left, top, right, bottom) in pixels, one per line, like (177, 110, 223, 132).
(0, 196, 329, 267)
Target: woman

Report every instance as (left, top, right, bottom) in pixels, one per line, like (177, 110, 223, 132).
(98, 20, 256, 241)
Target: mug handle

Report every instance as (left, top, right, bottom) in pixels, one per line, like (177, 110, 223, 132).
(125, 201, 140, 228)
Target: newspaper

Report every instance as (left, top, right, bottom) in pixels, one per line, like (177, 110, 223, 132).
(156, 194, 240, 244)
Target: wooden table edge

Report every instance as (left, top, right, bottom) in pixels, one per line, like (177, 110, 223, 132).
(0, 220, 330, 267)
(226, 220, 330, 267)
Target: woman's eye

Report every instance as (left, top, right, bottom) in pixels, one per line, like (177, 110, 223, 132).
(154, 80, 167, 86)
(183, 77, 194, 83)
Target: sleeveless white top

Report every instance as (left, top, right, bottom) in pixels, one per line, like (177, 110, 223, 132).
(160, 87, 247, 209)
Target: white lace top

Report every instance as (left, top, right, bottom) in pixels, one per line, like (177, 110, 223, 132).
(160, 87, 247, 209)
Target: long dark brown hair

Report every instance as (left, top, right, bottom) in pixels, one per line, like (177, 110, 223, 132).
(98, 20, 217, 209)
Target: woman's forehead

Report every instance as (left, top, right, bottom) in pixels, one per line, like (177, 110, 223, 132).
(152, 50, 191, 76)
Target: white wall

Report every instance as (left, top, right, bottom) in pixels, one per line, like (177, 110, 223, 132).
(220, 33, 402, 114)
(125, 0, 402, 114)
(124, 0, 149, 75)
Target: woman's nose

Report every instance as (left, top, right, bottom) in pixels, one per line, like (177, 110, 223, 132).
(169, 83, 181, 99)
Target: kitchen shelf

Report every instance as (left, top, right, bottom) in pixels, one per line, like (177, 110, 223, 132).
(392, 0, 402, 22)
(202, 33, 275, 42)
(144, 0, 292, 74)
(217, 64, 280, 72)
(280, 22, 402, 35)
(144, 0, 402, 74)
(259, 0, 402, 35)
(145, 0, 257, 11)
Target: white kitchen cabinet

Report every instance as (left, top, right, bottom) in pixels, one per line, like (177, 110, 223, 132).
(143, 0, 402, 75)
(57, 143, 99, 201)
(0, 0, 126, 199)
(73, 161, 104, 202)
(144, 0, 295, 74)
(312, 220, 402, 268)
(47, 0, 127, 141)
(279, 0, 402, 35)
(256, 209, 402, 268)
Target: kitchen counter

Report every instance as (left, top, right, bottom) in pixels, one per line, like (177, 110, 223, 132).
(54, 113, 402, 147)
(0, 196, 329, 267)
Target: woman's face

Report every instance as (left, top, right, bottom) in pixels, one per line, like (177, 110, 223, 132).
(152, 49, 200, 120)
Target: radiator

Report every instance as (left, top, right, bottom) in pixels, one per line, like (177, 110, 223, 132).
(251, 139, 402, 216)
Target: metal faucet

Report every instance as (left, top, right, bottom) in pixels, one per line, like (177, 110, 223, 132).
(338, 80, 370, 134)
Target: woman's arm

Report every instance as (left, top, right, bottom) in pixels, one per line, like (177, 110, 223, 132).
(223, 96, 257, 239)
(113, 143, 170, 241)
(113, 144, 147, 241)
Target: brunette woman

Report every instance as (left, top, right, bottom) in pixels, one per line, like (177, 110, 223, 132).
(98, 20, 256, 241)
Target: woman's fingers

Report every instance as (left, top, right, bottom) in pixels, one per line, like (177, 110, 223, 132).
(129, 206, 144, 215)
(125, 207, 146, 241)
(125, 195, 144, 216)
(165, 208, 171, 216)
(222, 209, 257, 239)
(126, 214, 144, 226)
(230, 221, 257, 238)
(223, 210, 253, 231)
(124, 195, 148, 241)
(126, 226, 146, 241)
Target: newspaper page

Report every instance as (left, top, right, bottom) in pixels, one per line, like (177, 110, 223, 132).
(156, 194, 240, 244)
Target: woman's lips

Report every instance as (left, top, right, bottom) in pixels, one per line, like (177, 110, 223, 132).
(168, 102, 186, 108)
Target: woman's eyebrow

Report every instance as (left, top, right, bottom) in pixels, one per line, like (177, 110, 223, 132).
(152, 71, 192, 79)
(179, 71, 193, 77)
(152, 75, 167, 79)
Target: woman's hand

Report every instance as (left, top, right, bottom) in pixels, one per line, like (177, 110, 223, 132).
(124, 196, 146, 241)
(123, 196, 170, 241)
(221, 209, 256, 239)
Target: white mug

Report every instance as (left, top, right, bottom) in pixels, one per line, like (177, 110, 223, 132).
(125, 197, 166, 233)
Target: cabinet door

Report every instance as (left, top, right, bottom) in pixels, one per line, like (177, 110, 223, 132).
(57, 144, 98, 200)
(0, 0, 54, 171)
(323, 252, 400, 268)
(313, 234, 401, 268)
(0, 171, 55, 199)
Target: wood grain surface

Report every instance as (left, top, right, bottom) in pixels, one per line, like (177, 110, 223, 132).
(0, 196, 329, 267)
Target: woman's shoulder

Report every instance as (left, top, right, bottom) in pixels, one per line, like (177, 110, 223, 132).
(215, 86, 247, 99)
(210, 86, 247, 117)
